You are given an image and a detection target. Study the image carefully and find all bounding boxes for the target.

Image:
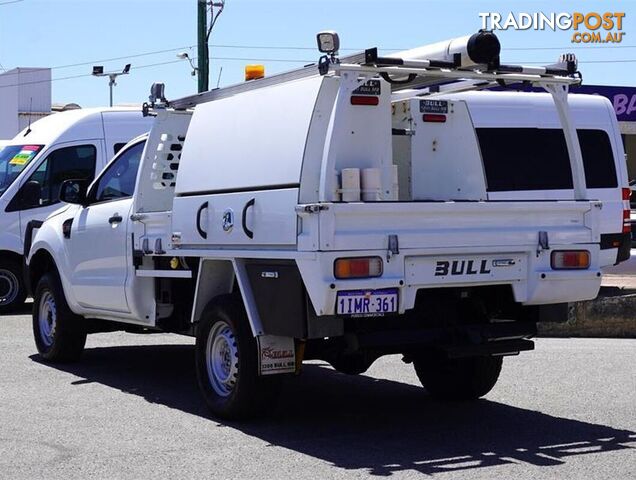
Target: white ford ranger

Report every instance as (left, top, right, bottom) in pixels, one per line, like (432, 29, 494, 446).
(26, 31, 629, 419)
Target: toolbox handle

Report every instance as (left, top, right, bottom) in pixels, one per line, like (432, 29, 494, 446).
(242, 198, 255, 239)
(196, 201, 208, 239)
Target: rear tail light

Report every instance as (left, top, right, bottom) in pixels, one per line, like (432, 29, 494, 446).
(622, 187, 631, 201)
(622, 188, 632, 233)
(550, 250, 590, 270)
(422, 114, 446, 123)
(334, 257, 383, 279)
(350, 95, 379, 106)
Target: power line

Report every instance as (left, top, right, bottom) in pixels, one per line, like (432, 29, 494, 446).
(1, 41, 634, 78)
(0, 0, 24, 5)
(209, 43, 636, 52)
(1, 53, 635, 90)
(0, 56, 314, 89)
(505, 44, 636, 51)
(0, 45, 197, 78)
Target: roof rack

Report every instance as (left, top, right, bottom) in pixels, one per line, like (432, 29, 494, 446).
(166, 35, 579, 110)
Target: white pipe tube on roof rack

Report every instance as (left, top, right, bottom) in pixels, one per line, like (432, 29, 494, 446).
(388, 31, 501, 68)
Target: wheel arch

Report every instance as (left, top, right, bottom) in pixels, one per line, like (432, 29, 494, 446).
(28, 248, 59, 295)
(191, 258, 307, 338)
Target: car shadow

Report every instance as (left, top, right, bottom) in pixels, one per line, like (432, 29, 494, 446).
(31, 344, 636, 476)
(1, 302, 32, 316)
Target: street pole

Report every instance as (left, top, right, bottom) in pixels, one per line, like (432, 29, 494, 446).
(108, 75, 115, 107)
(92, 65, 130, 107)
(197, 0, 209, 93)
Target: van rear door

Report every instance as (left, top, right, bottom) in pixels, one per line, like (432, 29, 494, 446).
(460, 92, 628, 267)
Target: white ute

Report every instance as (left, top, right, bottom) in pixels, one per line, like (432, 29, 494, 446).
(27, 31, 629, 419)
(0, 108, 153, 312)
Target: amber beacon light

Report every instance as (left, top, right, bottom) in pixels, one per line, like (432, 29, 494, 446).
(245, 64, 265, 81)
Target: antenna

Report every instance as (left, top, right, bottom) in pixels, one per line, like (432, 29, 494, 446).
(216, 66, 223, 88)
(24, 97, 33, 136)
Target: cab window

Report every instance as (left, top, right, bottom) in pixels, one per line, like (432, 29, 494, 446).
(94, 141, 145, 202)
(19, 144, 96, 210)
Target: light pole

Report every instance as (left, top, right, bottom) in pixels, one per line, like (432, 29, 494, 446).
(197, 0, 225, 93)
(92, 64, 131, 107)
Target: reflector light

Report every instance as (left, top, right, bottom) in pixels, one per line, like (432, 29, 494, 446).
(334, 257, 383, 279)
(350, 95, 379, 106)
(623, 210, 631, 220)
(622, 188, 631, 201)
(550, 250, 590, 270)
(422, 114, 446, 123)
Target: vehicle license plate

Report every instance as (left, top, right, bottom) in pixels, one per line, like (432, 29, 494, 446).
(336, 288, 398, 316)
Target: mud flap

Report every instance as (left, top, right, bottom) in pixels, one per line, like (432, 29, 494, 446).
(257, 335, 296, 375)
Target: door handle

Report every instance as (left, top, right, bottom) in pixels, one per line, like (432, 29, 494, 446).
(242, 198, 255, 239)
(196, 201, 208, 239)
(108, 214, 123, 224)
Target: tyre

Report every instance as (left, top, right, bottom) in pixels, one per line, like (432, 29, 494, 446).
(413, 351, 502, 401)
(0, 259, 27, 314)
(32, 272, 86, 362)
(195, 295, 282, 419)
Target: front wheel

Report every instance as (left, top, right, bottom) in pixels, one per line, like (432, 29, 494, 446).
(195, 295, 282, 419)
(413, 351, 503, 401)
(32, 272, 86, 362)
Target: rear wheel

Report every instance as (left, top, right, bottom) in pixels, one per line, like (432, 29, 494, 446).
(0, 259, 26, 314)
(195, 295, 282, 419)
(413, 351, 502, 401)
(32, 273, 86, 362)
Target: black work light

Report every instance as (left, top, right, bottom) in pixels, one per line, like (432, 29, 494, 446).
(316, 31, 340, 55)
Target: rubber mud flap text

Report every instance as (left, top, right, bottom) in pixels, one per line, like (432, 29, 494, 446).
(257, 335, 296, 375)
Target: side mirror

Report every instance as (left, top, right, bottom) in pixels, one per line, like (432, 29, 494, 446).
(59, 179, 88, 205)
(21, 181, 42, 208)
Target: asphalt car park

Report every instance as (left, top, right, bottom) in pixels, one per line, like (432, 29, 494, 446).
(0, 305, 634, 480)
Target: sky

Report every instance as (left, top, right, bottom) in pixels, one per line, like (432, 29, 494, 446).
(0, 0, 634, 107)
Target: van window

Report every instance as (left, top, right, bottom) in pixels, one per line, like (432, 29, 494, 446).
(476, 128, 618, 191)
(578, 129, 617, 188)
(0, 145, 44, 196)
(21, 144, 96, 209)
(477, 128, 573, 191)
(94, 141, 145, 202)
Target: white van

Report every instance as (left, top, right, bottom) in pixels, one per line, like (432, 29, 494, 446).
(392, 90, 630, 268)
(0, 108, 153, 312)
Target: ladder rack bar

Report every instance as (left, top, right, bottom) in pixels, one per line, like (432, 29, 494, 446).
(170, 52, 367, 109)
(334, 63, 581, 87)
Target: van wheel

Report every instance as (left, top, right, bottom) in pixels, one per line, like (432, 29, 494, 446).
(195, 295, 281, 419)
(413, 351, 502, 401)
(0, 259, 26, 313)
(32, 273, 86, 362)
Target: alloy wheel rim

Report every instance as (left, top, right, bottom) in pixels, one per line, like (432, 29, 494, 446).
(205, 321, 239, 397)
(38, 291, 57, 347)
